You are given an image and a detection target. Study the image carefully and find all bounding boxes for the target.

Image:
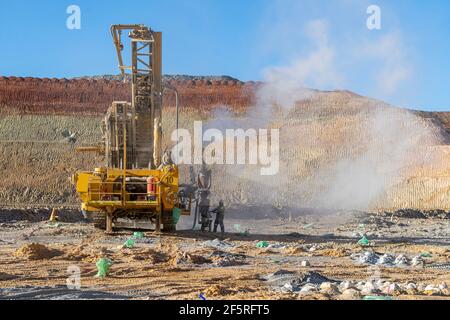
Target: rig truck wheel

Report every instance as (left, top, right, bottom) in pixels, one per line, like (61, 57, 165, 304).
(162, 210, 176, 232)
(93, 213, 107, 230)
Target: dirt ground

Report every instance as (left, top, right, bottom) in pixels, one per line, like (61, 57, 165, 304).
(0, 209, 448, 300)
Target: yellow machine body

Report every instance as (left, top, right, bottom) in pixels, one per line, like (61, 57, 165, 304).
(73, 165, 180, 213)
(72, 24, 191, 233)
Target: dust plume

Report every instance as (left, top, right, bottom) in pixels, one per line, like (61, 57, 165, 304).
(202, 19, 442, 211)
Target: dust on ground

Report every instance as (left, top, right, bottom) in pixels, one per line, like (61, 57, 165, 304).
(0, 209, 448, 300)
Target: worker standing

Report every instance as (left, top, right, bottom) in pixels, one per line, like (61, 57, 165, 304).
(212, 200, 225, 238)
(199, 190, 211, 232)
(197, 165, 212, 232)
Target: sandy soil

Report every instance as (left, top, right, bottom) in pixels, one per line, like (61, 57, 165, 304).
(0, 210, 448, 300)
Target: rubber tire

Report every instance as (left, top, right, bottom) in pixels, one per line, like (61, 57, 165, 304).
(93, 213, 107, 230)
(162, 211, 176, 232)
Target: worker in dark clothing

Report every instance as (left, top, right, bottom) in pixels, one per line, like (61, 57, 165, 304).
(199, 190, 211, 232)
(196, 165, 212, 232)
(211, 200, 225, 238)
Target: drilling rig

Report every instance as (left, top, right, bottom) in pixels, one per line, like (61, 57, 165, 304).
(72, 24, 191, 233)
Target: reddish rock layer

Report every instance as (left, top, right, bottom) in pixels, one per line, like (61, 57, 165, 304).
(0, 77, 256, 115)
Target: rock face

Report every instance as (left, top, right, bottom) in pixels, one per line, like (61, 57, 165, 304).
(0, 76, 253, 115)
(1, 76, 450, 211)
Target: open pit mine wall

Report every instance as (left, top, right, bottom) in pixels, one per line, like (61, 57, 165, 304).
(0, 76, 254, 115)
(0, 76, 255, 208)
(0, 77, 450, 211)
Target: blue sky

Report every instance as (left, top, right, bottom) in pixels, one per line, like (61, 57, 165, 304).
(0, 0, 450, 111)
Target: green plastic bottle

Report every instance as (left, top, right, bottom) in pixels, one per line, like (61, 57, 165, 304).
(173, 207, 181, 224)
(96, 258, 113, 278)
(363, 295, 393, 300)
(133, 232, 144, 239)
(123, 238, 135, 248)
(256, 241, 269, 248)
(358, 235, 370, 246)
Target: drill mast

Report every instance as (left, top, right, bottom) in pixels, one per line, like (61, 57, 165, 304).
(106, 24, 163, 169)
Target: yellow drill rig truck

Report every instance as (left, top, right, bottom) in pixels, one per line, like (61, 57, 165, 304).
(72, 24, 191, 233)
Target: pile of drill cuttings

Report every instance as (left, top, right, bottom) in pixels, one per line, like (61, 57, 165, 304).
(14, 243, 63, 260)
